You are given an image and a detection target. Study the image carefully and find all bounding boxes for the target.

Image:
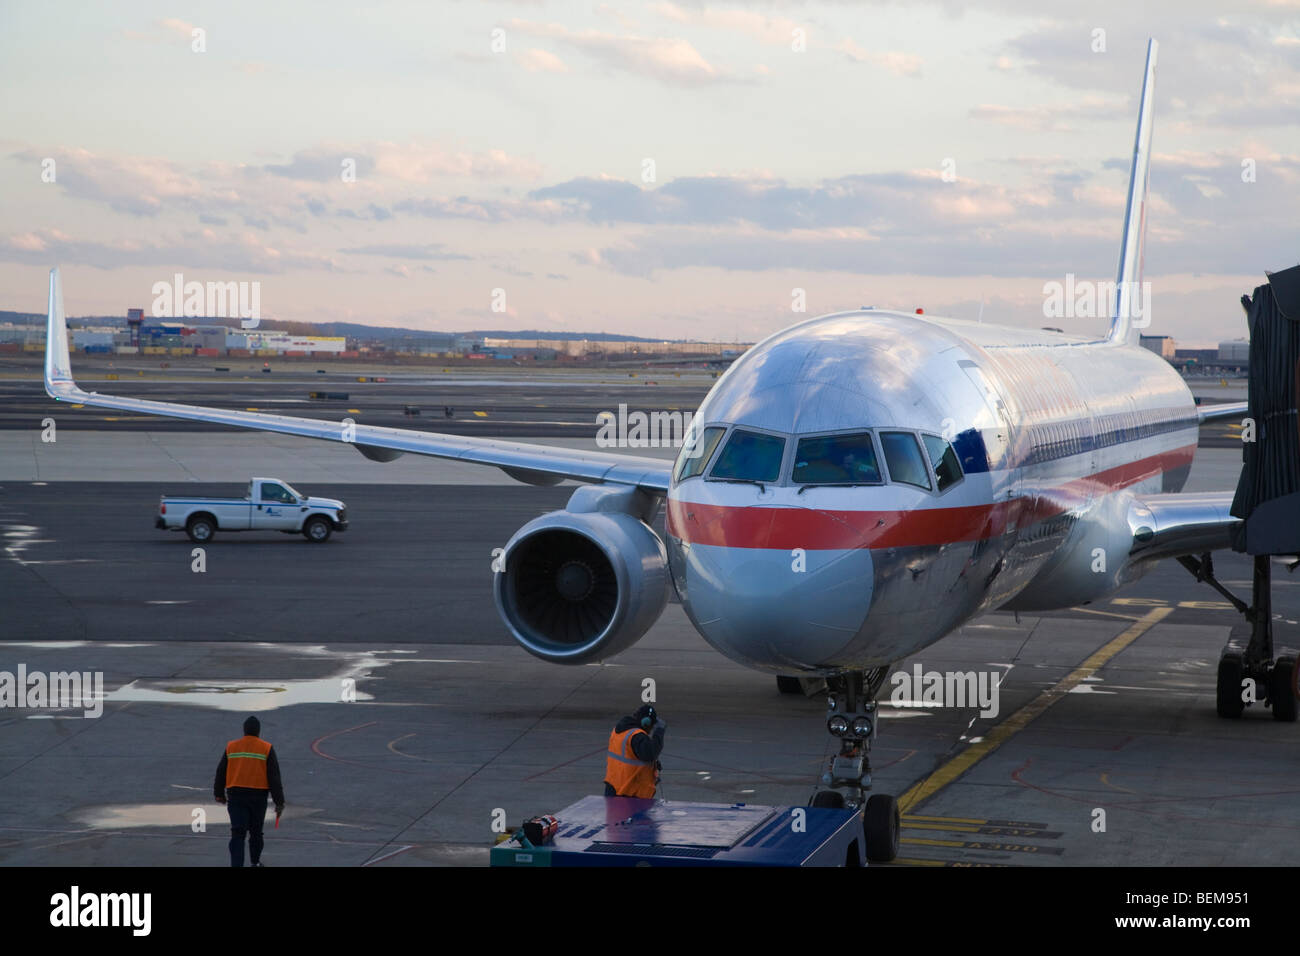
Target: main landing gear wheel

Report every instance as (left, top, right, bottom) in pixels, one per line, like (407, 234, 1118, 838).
(1270, 656, 1297, 722)
(1216, 652, 1245, 719)
(1183, 554, 1298, 722)
(863, 793, 900, 863)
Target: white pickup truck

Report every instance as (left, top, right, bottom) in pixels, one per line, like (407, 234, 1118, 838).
(156, 478, 348, 543)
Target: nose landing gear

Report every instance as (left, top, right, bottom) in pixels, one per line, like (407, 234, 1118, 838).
(809, 668, 900, 862)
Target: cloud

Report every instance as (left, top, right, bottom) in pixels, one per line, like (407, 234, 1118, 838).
(0, 229, 341, 273)
(341, 243, 470, 261)
(835, 38, 922, 77)
(970, 94, 1128, 131)
(650, 3, 805, 47)
(268, 143, 541, 183)
(516, 48, 570, 73)
(159, 18, 198, 39)
(508, 19, 728, 85)
(1002, 20, 1300, 129)
(531, 171, 1028, 230)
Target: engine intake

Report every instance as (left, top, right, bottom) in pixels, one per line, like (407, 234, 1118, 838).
(494, 496, 669, 664)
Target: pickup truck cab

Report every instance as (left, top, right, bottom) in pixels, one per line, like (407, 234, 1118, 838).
(157, 478, 348, 543)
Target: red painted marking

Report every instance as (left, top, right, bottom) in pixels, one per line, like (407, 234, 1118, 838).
(668, 444, 1195, 550)
(311, 721, 420, 776)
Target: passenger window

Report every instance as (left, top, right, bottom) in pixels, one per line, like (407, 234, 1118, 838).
(710, 429, 786, 483)
(793, 433, 881, 484)
(922, 434, 962, 491)
(674, 425, 725, 482)
(880, 432, 931, 490)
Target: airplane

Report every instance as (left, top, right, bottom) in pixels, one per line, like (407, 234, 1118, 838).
(42, 38, 1278, 862)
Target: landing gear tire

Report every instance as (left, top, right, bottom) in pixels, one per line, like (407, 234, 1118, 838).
(303, 517, 332, 543)
(810, 790, 845, 809)
(1216, 652, 1245, 719)
(863, 793, 900, 863)
(186, 515, 215, 544)
(776, 676, 803, 695)
(1270, 656, 1297, 722)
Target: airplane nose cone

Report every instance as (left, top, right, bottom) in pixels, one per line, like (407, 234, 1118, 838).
(672, 540, 873, 674)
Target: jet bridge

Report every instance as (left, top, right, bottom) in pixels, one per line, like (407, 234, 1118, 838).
(1185, 265, 1300, 720)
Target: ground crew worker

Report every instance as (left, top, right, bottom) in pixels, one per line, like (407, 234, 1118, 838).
(214, 715, 285, 867)
(604, 704, 666, 798)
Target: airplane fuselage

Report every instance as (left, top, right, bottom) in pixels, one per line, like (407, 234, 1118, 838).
(665, 309, 1199, 675)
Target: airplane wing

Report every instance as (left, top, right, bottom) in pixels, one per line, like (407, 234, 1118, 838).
(1197, 401, 1248, 423)
(1128, 490, 1240, 562)
(42, 269, 672, 494)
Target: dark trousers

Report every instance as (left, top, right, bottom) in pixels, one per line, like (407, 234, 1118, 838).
(226, 788, 269, 867)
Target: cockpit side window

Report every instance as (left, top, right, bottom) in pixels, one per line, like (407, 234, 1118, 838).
(880, 432, 932, 490)
(792, 433, 882, 484)
(674, 425, 725, 482)
(921, 434, 963, 492)
(709, 428, 786, 483)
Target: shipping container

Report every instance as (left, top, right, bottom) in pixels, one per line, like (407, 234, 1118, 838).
(0, 343, 19, 353)
(228, 348, 251, 357)
(196, 348, 220, 357)
(115, 346, 139, 355)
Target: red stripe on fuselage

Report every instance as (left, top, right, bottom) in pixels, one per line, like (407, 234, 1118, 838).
(667, 443, 1195, 550)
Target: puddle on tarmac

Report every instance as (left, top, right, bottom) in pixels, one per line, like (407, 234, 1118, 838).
(74, 802, 320, 829)
(104, 648, 414, 710)
(108, 676, 375, 710)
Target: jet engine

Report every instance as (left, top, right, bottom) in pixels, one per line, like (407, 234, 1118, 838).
(493, 485, 669, 663)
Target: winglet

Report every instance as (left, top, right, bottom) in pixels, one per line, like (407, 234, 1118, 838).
(44, 266, 78, 399)
(1109, 38, 1158, 344)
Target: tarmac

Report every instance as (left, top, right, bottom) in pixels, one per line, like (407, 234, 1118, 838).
(1, 373, 1296, 867)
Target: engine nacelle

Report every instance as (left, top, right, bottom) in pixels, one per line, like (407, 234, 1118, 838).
(493, 486, 669, 663)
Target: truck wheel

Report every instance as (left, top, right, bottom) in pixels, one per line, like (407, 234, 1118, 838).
(186, 515, 216, 544)
(303, 516, 332, 543)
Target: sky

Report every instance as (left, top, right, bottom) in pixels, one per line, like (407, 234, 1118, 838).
(1, 1, 1297, 347)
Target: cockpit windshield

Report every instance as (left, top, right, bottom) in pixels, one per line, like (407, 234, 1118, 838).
(709, 428, 786, 483)
(792, 433, 882, 484)
(674, 425, 725, 482)
(879, 432, 931, 490)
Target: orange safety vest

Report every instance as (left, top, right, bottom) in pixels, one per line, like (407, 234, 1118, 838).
(225, 735, 272, 789)
(604, 727, 657, 798)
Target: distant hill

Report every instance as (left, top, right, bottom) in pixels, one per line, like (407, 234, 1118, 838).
(0, 311, 697, 344)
